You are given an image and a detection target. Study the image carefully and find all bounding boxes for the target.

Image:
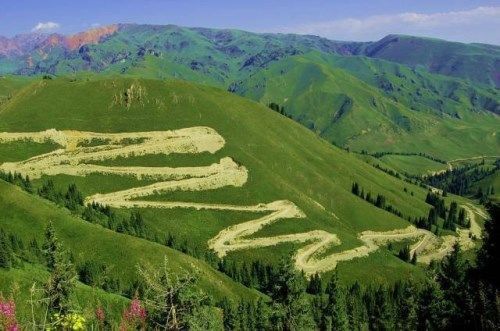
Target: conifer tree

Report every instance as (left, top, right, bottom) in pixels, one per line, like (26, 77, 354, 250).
(417, 280, 446, 330)
(306, 273, 322, 295)
(351, 182, 360, 196)
(220, 298, 237, 330)
(458, 208, 467, 227)
(436, 243, 467, 324)
(269, 257, 314, 330)
(0, 229, 13, 269)
(65, 184, 83, 211)
(43, 222, 59, 271)
(477, 202, 500, 288)
(366, 286, 393, 330)
(427, 208, 438, 227)
(254, 298, 269, 331)
(392, 282, 418, 330)
(43, 222, 76, 314)
(411, 252, 417, 265)
(346, 282, 365, 330)
(138, 257, 209, 330)
(323, 273, 348, 331)
(398, 245, 411, 262)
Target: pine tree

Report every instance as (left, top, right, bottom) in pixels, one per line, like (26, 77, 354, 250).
(436, 243, 467, 325)
(245, 301, 257, 330)
(306, 273, 322, 295)
(351, 182, 360, 196)
(65, 184, 83, 211)
(43, 222, 59, 271)
(417, 280, 446, 330)
(130, 211, 145, 236)
(254, 298, 269, 331)
(237, 301, 248, 330)
(366, 286, 393, 330)
(323, 273, 348, 331)
(138, 257, 207, 330)
(39, 179, 61, 203)
(375, 194, 386, 209)
(220, 298, 237, 330)
(269, 257, 314, 330)
(398, 245, 411, 262)
(458, 208, 466, 227)
(0, 229, 13, 269)
(427, 208, 438, 227)
(365, 192, 372, 203)
(411, 252, 417, 265)
(346, 282, 365, 330)
(392, 282, 418, 330)
(43, 223, 76, 314)
(477, 202, 500, 288)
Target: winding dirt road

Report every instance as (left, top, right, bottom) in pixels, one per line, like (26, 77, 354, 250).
(0, 128, 487, 275)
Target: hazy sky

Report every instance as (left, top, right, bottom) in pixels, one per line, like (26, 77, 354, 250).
(2, 0, 499, 44)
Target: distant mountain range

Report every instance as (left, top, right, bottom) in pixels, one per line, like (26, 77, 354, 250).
(1, 24, 499, 87)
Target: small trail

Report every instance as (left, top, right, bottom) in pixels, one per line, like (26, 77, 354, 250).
(426, 155, 499, 176)
(0, 128, 487, 276)
(446, 155, 500, 171)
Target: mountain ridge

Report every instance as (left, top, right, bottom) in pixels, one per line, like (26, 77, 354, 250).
(1, 23, 498, 87)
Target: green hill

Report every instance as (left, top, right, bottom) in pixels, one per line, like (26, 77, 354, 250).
(359, 34, 500, 87)
(232, 52, 499, 159)
(0, 180, 260, 300)
(0, 76, 485, 289)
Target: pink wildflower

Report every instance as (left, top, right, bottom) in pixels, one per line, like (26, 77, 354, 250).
(0, 299, 16, 317)
(6, 322, 20, 331)
(95, 306, 106, 324)
(0, 298, 19, 331)
(120, 298, 147, 330)
(125, 299, 147, 320)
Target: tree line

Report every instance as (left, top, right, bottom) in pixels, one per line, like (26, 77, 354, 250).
(1, 172, 499, 329)
(2, 201, 499, 329)
(423, 159, 499, 198)
(359, 150, 447, 165)
(0, 172, 289, 297)
(351, 182, 405, 219)
(417, 192, 469, 232)
(267, 102, 292, 119)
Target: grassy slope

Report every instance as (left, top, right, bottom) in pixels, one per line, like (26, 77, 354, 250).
(360, 34, 500, 87)
(378, 155, 447, 176)
(0, 263, 128, 324)
(0, 75, 34, 106)
(0, 77, 443, 284)
(234, 52, 499, 159)
(0, 181, 260, 301)
(471, 170, 500, 202)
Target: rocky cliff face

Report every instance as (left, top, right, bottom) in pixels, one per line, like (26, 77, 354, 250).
(0, 24, 120, 57)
